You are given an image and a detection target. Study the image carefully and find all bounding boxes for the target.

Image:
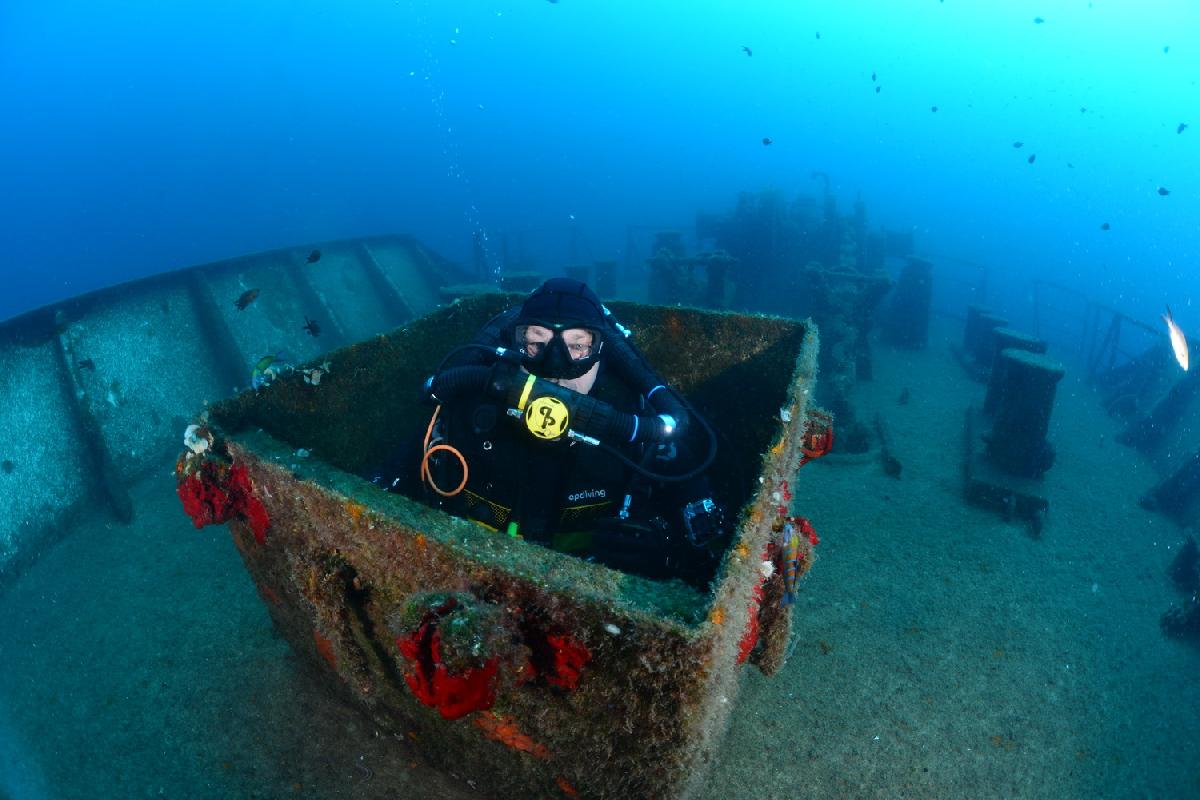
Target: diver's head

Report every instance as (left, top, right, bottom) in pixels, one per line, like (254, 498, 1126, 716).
(513, 278, 606, 380)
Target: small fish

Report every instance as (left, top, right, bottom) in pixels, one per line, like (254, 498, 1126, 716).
(1163, 306, 1189, 371)
(1158, 187, 1171, 196)
(779, 523, 802, 606)
(1028, 154, 1036, 164)
(1163, 45, 1170, 54)
(815, 31, 821, 39)
(874, 85, 881, 93)
(779, 518, 819, 606)
(1013, 141, 1024, 148)
(871, 71, 876, 82)
(251, 354, 289, 389)
(77, 357, 96, 371)
(1080, 107, 1087, 113)
(931, 105, 939, 112)
(234, 288, 260, 310)
(1178, 123, 1188, 134)
(1100, 222, 1110, 231)
(302, 316, 321, 337)
(306, 249, 322, 264)
(1033, 16, 1045, 24)
(742, 45, 752, 56)
(762, 137, 772, 146)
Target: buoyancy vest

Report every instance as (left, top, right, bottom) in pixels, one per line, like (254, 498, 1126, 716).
(426, 364, 639, 542)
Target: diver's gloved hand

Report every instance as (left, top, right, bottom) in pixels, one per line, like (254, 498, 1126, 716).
(646, 389, 690, 439)
(486, 357, 525, 402)
(654, 413, 686, 440)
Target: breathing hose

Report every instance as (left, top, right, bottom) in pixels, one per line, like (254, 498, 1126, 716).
(421, 308, 719, 484)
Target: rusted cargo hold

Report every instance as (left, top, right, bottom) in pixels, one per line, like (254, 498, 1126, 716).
(175, 294, 822, 799)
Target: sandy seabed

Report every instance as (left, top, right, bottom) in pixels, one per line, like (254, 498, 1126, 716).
(1, 318, 1197, 799)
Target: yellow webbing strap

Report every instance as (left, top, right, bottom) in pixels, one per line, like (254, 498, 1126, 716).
(517, 372, 537, 412)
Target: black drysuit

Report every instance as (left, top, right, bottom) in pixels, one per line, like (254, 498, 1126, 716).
(382, 361, 723, 587)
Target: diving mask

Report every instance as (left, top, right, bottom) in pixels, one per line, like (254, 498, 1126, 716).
(515, 323, 604, 380)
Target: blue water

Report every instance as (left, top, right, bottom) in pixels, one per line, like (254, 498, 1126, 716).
(3, 3, 1200, 798)
(2, 1, 1198, 328)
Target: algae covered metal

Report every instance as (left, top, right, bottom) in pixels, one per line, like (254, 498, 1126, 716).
(175, 294, 821, 800)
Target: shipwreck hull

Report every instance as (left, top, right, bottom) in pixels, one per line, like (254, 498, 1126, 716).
(179, 294, 820, 800)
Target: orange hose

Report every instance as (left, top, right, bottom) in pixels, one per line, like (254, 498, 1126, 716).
(422, 404, 441, 451)
(420, 406, 468, 497)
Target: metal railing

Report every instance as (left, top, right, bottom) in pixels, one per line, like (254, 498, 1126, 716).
(915, 254, 1160, 376)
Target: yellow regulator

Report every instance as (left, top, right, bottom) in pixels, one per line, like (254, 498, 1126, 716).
(525, 395, 570, 440)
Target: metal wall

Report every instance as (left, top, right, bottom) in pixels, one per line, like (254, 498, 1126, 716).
(0, 234, 457, 586)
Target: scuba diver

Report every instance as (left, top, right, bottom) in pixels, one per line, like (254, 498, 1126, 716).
(374, 278, 728, 588)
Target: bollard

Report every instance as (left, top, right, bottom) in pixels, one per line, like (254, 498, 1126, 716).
(986, 349, 1064, 477)
(963, 305, 1009, 364)
(983, 328, 1048, 414)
